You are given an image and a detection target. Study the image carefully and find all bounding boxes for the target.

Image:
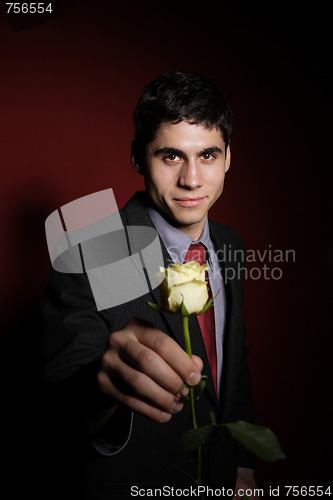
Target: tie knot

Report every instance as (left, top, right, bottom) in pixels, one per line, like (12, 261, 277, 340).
(184, 242, 207, 266)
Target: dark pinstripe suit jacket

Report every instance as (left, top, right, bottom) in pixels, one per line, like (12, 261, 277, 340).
(40, 191, 254, 499)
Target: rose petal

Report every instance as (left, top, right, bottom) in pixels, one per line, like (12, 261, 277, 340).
(167, 280, 209, 315)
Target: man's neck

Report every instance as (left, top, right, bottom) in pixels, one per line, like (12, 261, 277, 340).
(173, 219, 207, 241)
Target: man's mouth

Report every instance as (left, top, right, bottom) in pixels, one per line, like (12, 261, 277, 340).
(174, 197, 206, 208)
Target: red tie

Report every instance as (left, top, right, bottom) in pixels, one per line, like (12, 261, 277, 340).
(184, 243, 217, 394)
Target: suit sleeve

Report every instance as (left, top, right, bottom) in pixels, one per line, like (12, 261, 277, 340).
(39, 266, 134, 453)
(40, 265, 110, 385)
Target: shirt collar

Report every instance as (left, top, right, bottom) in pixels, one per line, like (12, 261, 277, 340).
(147, 206, 215, 267)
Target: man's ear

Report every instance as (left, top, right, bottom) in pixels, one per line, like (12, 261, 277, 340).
(131, 154, 142, 174)
(130, 140, 143, 174)
(225, 143, 231, 173)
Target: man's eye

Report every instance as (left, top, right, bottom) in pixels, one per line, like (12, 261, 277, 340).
(201, 153, 214, 160)
(164, 154, 180, 162)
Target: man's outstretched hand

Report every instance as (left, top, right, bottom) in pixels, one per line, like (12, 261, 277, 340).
(97, 317, 203, 423)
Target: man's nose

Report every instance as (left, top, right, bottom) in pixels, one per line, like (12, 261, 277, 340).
(178, 160, 203, 189)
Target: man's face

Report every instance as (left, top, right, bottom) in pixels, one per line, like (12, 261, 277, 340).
(139, 121, 230, 240)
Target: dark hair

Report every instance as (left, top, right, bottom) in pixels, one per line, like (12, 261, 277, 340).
(131, 72, 232, 169)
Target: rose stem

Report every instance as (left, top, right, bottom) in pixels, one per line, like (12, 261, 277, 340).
(182, 315, 202, 487)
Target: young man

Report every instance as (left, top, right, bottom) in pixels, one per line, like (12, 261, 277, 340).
(40, 72, 257, 499)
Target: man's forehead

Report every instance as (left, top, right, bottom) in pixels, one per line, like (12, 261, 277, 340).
(150, 120, 225, 149)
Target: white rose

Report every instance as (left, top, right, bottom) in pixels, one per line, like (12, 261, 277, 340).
(158, 261, 209, 315)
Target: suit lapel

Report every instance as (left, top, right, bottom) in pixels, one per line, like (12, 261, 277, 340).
(209, 222, 244, 421)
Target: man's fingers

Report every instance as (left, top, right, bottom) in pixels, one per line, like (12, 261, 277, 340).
(130, 321, 203, 386)
(117, 337, 186, 394)
(192, 354, 204, 371)
(97, 369, 179, 423)
(100, 352, 184, 412)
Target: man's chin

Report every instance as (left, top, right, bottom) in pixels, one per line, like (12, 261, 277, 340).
(151, 200, 207, 229)
(168, 211, 206, 229)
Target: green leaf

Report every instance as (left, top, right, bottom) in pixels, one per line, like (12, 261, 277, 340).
(181, 425, 212, 454)
(224, 421, 286, 462)
(209, 411, 217, 426)
(148, 301, 164, 312)
(196, 296, 214, 315)
(196, 289, 221, 316)
(196, 377, 207, 400)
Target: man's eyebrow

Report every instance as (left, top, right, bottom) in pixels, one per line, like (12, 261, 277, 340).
(153, 146, 223, 157)
(198, 146, 223, 156)
(153, 147, 184, 157)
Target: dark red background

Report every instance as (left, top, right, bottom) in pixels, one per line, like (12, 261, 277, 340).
(1, 0, 332, 496)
